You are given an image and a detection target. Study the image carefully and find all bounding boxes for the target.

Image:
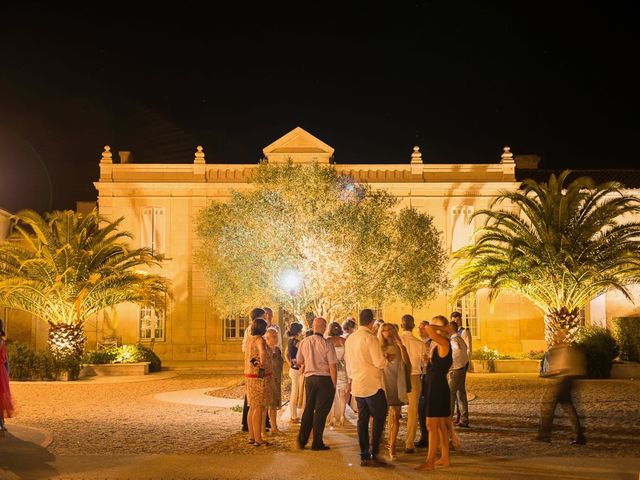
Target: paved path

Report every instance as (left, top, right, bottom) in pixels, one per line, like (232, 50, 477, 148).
(154, 388, 242, 408)
(1, 447, 638, 479)
(2, 376, 639, 479)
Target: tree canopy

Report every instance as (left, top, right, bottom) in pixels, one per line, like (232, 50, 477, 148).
(453, 171, 640, 345)
(196, 162, 448, 322)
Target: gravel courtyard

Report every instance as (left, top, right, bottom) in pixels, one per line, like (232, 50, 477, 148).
(6, 372, 640, 460)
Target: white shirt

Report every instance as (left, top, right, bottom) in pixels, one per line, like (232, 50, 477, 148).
(450, 333, 469, 370)
(459, 328, 472, 359)
(344, 326, 387, 398)
(400, 330, 427, 375)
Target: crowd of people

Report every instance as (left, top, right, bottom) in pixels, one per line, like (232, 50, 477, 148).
(241, 307, 475, 469)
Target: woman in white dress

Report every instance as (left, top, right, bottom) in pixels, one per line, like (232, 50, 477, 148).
(327, 322, 348, 427)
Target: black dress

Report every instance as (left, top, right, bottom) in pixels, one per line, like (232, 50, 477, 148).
(425, 344, 453, 417)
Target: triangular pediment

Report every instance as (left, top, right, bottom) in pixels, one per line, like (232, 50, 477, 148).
(263, 127, 334, 164)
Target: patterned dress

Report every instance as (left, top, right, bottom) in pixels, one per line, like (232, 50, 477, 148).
(244, 335, 274, 408)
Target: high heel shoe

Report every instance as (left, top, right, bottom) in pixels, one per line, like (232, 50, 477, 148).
(388, 445, 398, 460)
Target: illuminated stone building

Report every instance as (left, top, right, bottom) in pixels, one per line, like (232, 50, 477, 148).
(7, 128, 640, 361)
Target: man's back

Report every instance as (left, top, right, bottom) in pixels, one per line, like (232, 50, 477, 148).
(400, 330, 426, 375)
(345, 326, 386, 398)
(460, 328, 472, 358)
(450, 334, 469, 369)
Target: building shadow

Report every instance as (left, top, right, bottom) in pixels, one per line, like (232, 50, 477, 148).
(0, 431, 58, 479)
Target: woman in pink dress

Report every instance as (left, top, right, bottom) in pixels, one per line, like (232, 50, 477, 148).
(0, 326, 15, 437)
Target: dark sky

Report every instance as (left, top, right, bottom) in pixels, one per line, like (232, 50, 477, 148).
(1, 1, 638, 212)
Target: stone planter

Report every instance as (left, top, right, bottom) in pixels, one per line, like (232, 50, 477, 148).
(493, 359, 540, 373)
(56, 371, 74, 382)
(610, 361, 640, 379)
(470, 359, 494, 373)
(471, 359, 540, 373)
(80, 362, 150, 378)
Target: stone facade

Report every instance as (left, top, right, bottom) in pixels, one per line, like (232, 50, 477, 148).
(4, 127, 640, 360)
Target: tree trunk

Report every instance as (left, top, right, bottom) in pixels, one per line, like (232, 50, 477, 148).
(48, 323, 86, 358)
(544, 307, 581, 346)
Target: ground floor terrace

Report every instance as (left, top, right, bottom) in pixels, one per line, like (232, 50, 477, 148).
(1, 373, 639, 479)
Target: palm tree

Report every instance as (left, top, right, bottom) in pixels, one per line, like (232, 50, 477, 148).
(0, 209, 168, 357)
(453, 171, 640, 346)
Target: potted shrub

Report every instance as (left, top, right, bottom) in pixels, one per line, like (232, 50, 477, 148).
(471, 346, 501, 373)
(80, 343, 162, 377)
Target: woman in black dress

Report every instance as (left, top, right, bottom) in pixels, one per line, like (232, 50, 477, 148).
(416, 315, 452, 471)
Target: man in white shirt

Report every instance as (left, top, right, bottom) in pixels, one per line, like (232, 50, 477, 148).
(345, 309, 388, 467)
(448, 320, 470, 427)
(451, 311, 472, 359)
(399, 314, 427, 454)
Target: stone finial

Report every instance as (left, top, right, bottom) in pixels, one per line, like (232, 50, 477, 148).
(501, 146, 514, 163)
(410, 145, 423, 164)
(194, 145, 206, 164)
(101, 145, 113, 164)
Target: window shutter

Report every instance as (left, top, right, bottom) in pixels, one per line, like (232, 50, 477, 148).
(153, 207, 166, 255)
(141, 207, 154, 250)
(451, 207, 474, 252)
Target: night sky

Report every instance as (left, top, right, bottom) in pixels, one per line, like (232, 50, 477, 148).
(1, 2, 638, 212)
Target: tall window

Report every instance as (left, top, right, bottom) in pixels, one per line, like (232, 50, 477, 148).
(224, 315, 249, 341)
(455, 293, 479, 339)
(451, 206, 474, 252)
(141, 207, 166, 256)
(138, 306, 165, 341)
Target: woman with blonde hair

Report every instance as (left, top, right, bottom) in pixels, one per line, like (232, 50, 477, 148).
(416, 315, 453, 470)
(378, 322, 410, 460)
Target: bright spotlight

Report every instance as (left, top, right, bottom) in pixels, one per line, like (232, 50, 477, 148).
(279, 269, 302, 294)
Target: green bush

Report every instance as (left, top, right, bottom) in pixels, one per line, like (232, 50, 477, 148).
(7, 342, 81, 381)
(55, 354, 81, 380)
(575, 327, 619, 378)
(133, 343, 162, 372)
(82, 343, 162, 372)
(7, 341, 38, 380)
(520, 350, 545, 360)
(613, 317, 640, 362)
(82, 349, 118, 365)
(472, 345, 501, 361)
(472, 345, 514, 360)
